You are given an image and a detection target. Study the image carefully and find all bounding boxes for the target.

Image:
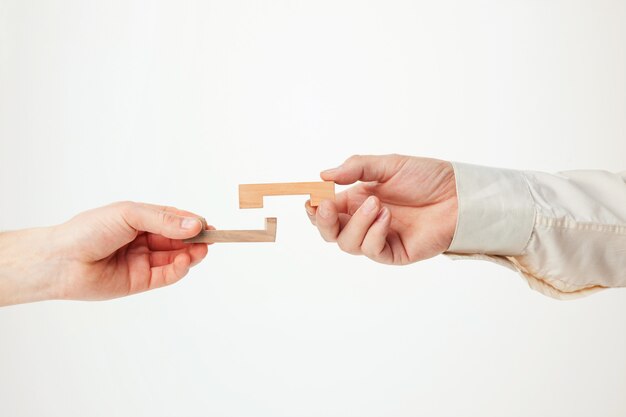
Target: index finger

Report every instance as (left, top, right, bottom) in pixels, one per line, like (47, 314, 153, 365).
(138, 203, 208, 227)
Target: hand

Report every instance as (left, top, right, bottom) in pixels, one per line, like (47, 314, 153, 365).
(305, 154, 458, 265)
(0, 202, 211, 306)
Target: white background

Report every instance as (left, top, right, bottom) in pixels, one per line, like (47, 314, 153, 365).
(1, 0, 625, 416)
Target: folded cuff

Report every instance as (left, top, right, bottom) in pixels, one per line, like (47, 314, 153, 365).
(446, 162, 535, 255)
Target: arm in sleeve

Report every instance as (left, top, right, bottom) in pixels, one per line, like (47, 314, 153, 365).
(444, 162, 626, 300)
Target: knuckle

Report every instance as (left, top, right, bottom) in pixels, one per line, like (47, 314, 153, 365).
(163, 205, 181, 215)
(336, 237, 359, 255)
(361, 233, 386, 259)
(158, 210, 173, 226)
(361, 239, 383, 259)
(346, 154, 362, 165)
(113, 200, 134, 210)
(112, 200, 135, 216)
(319, 229, 335, 243)
(361, 244, 376, 258)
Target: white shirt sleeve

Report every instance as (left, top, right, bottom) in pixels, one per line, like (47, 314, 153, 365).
(444, 162, 626, 300)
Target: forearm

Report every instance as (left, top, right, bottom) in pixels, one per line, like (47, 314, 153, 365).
(0, 227, 61, 306)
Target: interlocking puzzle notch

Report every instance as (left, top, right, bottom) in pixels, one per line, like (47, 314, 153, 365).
(238, 181, 335, 209)
(186, 181, 335, 244)
(184, 217, 277, 244)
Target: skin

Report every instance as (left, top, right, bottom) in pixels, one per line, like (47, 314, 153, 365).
(305, 154, 458, 265)
(0, 154, 458, 306)
(0, 202, 212, 306)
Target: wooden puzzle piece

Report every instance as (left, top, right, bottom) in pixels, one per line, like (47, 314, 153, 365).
(238, 181, 335, 209)
(184, 218, 277, 243)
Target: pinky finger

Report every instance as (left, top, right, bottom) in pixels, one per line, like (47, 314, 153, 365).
(361, 207, 393, 263)
(150, 253, 191, 289)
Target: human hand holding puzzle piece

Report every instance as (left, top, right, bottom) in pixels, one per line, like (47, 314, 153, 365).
(185, 181, 335, 243)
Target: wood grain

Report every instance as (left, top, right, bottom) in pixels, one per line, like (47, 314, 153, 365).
(239, 181, 335, 208)
(184, 218, 277, 243)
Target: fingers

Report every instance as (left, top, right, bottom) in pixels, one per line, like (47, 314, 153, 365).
(360, 207, 392, 261)
(312, 194, 392, 259)
(148, 243, 208, 267)
(147, 225, 215, 251)
(138, 203, 208, 228)
(335, 196, 381, 255)
(146, 234, 188, 251)
(305, 189, 354, 226)
(315, 199, 342, 242)
(320, 154, 407, 185)
(117, 201, 204, 240)
(150, 253, 192, 288)
(304, 200, 317, 225)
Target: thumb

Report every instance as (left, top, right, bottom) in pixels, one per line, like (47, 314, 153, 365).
(320, 154, 405, 185)
(119, 202, 203, 239)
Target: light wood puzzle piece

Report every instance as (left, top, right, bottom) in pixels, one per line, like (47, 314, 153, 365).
(239, 181, 335, 208)
(184, 218, 277, 243)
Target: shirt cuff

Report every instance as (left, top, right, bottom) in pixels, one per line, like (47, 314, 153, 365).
(446, 162, 536, 255)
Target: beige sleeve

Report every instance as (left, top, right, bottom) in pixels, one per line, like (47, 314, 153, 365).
(444, 162, 626, 300)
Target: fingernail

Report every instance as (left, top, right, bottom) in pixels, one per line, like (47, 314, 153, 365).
(305, 205, 314, 216)
(181, 217, 199, 230)
(361, 196, 377, 214)
(318, 203, 330, 219)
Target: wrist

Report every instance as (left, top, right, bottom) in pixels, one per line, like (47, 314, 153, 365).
(0, 227, 64, 306)
(441, 167, 459, 252)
